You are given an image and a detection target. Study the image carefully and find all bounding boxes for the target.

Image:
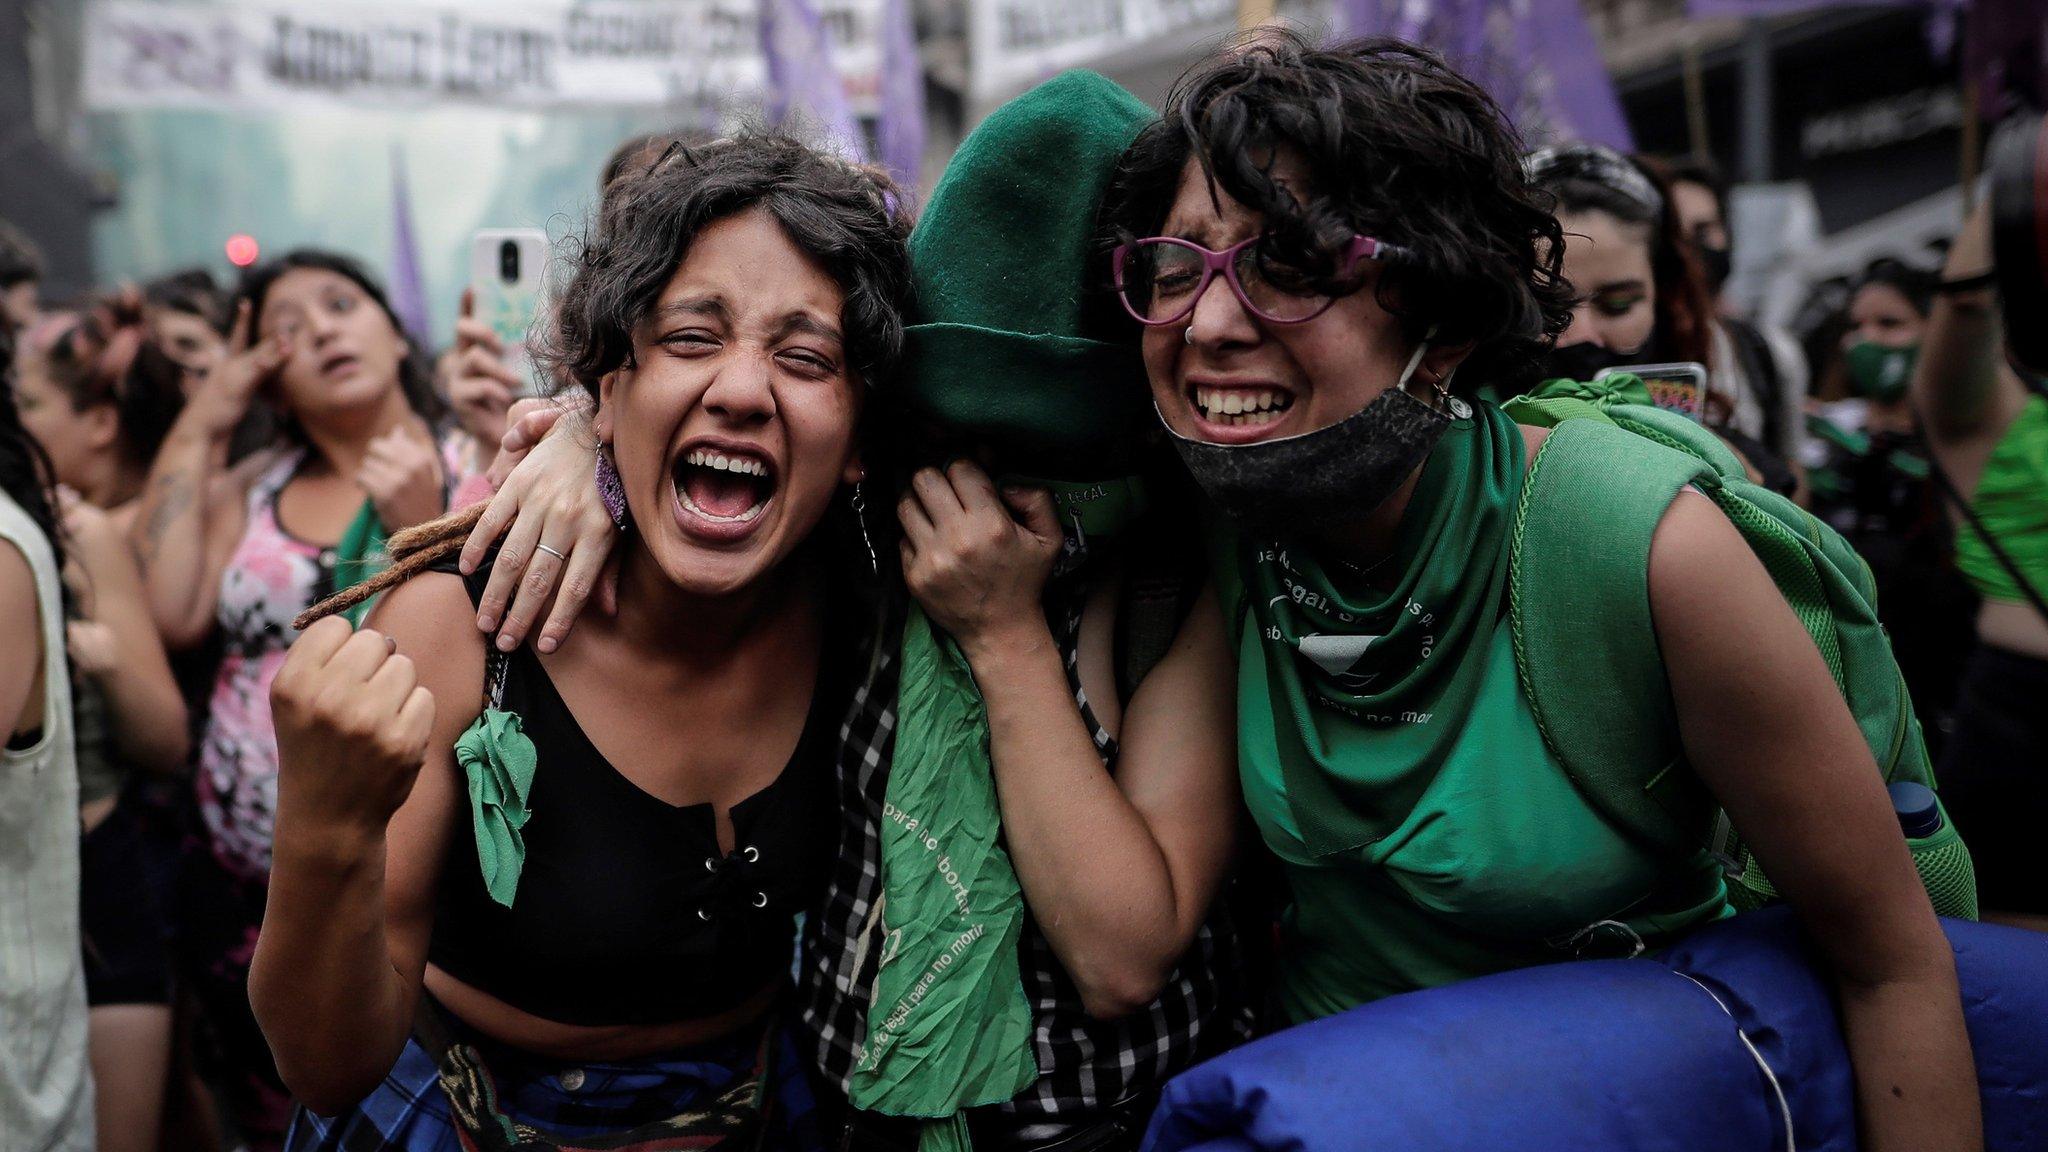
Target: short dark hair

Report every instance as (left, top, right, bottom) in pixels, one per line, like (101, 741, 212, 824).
(143, 267, 229, 331)
(235, 248, 444, 426)
(0, 219, 42, 290)
(1853, 256, 1938, 318)
(544, 131, 914, 398)
(1102, 31, 1573, 391)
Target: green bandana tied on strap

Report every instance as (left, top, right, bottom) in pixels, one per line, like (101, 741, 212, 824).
(453, 706, 537, 908)
(1226, 403, 1524, 858)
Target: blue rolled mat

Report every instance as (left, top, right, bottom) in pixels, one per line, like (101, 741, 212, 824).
(1144, 908, 2048, 1152)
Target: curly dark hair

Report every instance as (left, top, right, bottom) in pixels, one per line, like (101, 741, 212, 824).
(300, 133, 915, 627)
(543, 131, 914, 399)
(1532, 144, 1715, 368)
(236, 249, 445, 427)
(1101, 31, 1573, 392)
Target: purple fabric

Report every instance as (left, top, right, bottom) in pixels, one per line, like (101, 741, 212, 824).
(760, 0, 867, 162)
(386, 144, 432, 348)
(1336, 0, 1634, 149)
(876, 0, 925, 186)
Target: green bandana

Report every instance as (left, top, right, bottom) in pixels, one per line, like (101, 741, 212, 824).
(851, 484, 1147, 1149)
(1007, 475, 1149, 538)
(452, 707, 538, 907)
(1226, 403, 1524, 857)
(333, 500, 389, 628)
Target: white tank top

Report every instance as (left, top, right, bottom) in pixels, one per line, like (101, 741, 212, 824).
(0, 490, 93, 1152)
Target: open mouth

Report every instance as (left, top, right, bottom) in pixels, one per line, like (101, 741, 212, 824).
(1190, 385, 1294, 429)
(672, 446, 777, 529)
(319, 352, 360, 379)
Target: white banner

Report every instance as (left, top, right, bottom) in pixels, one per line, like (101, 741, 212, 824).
(83, 0, 884, 115)
(968, 0, 1236, 101)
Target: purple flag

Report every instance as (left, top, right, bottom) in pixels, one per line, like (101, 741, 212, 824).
(760, 0, 867, 161)
(876, 0, 925, 186)
(386, 143, 432, 348)
(1338, 0, 1635, 149)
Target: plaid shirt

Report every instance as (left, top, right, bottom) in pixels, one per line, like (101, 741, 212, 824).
(797, 573, 1245, 1142)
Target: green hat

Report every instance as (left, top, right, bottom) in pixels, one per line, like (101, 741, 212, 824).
(900, 71, 1155, 478)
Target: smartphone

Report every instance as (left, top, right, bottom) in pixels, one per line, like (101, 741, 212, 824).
(469, 228, 548, 395)
(1596, 361, 1709, 423)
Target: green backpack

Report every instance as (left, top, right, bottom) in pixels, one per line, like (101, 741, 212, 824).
(1500, 378, 1978, 920)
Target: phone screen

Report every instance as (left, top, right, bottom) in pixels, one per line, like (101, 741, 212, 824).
(1596, 362, 1710, 423)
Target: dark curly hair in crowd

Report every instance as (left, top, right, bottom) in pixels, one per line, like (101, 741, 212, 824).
(236, 249, 446, 427)
(299, 131, 914, 628)
(35, 289, 188, 468)
(543, 131, 914, 398)
(1102, 31, 1574, 391)
(1531, 144, 1716, 369)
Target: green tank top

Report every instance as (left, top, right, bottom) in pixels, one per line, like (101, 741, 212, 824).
(1954, 395, 2048, 605)
(1215, 404, 1728, 1025)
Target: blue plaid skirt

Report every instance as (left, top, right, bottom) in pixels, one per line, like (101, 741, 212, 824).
(283, 1004, 823, 1152)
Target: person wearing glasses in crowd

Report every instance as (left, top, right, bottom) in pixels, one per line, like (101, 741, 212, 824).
(454, 74, 1244, 1152)
(1092, 32, 1977, 1150)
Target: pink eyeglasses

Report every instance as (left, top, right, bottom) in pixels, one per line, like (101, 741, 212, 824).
(1111, 234, 1411, 327)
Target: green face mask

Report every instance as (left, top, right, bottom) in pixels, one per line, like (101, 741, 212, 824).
(1844, 340, 1919, 402)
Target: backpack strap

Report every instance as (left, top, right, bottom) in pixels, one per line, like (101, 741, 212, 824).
(1509, 419, 1716, 855)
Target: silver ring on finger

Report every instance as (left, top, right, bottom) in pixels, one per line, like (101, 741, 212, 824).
(535, 543, 568, 561)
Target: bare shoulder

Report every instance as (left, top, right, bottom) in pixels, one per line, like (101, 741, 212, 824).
(1647, 489, 1772, 628)
(365, 572, 487, 717)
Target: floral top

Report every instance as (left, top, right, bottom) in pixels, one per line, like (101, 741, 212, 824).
(196, 440, 471, 880)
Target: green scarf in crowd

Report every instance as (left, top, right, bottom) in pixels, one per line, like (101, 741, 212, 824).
(844, 70, 1157, 1151)
(1224, 403, 1524, 858)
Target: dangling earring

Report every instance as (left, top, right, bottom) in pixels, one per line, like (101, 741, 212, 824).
(850, 480, 878, 577)
(595, 445, 629, 532)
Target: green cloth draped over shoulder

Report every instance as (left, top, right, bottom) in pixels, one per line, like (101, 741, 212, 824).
(847, 67, 1157, 1152)
(1955, 394, 2048, 605)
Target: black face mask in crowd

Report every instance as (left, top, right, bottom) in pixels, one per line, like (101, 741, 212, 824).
(1162, 342, 1467, 537)
(1697, 244, 1733, 296)
(1542, 340, 1645, 384)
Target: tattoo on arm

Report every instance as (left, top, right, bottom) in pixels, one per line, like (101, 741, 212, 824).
(137, 474, 195, 566)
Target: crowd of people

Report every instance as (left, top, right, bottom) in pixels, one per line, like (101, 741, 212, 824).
(1, 29, 2042, 1152)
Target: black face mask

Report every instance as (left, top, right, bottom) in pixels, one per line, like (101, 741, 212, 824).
(1162, 344, 1466, 537)
(1697, 245, 1733, 295)
(1543, 341, 1643, 384)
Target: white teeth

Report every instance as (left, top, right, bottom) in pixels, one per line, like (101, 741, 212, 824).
(1194, 388, 1292, 418)
(683, 449, 769, 478)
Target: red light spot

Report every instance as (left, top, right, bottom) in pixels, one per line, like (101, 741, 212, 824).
(225, 234, 260, 267)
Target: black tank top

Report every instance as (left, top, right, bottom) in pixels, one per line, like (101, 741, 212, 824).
(427, 560, 837, 1026)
